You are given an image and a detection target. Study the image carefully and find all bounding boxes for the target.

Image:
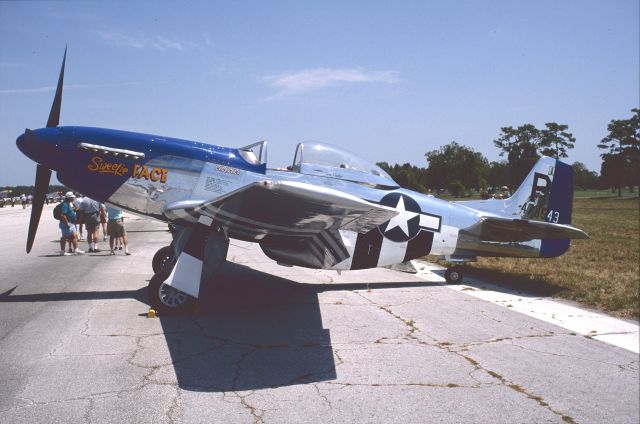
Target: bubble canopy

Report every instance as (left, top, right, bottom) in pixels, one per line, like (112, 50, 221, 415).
(291, 142, 398, 188)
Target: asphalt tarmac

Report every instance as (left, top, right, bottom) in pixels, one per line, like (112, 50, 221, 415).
(0, 203, 638, 423)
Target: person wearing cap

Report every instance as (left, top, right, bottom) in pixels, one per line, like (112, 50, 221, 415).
(59, 192, 84, 256)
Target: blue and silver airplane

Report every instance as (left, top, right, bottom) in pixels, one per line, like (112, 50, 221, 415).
(17, 49, 588, 313)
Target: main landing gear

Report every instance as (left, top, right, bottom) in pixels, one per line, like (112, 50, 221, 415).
(148, 225, 228, 314)
(152, 245, 175, 274)
(148, 267, 194, 314)
(444, 265, 464, 284)
(151, 223, 182, 273)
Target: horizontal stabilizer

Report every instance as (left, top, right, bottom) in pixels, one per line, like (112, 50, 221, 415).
(467, 216, 588, 243)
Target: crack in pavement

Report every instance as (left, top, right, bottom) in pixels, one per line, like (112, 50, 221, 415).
(231, 346, 260, 392)
(325, 381, 496, 389)
(167, 386, 181, 424)
(233, 391, 265, 424)
(313, 383, 332, 411)
(617, 360, 639, 371)
(449, 333, 559, 351)
(83, 397, 94, 424)
(353, 289, 580, 424)
(507, 339, 638, 368)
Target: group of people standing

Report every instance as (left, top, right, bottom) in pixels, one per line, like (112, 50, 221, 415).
(57, 191, 131, 256)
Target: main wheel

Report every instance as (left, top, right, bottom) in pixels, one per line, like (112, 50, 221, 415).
(148, 268, 195, 314)
(444, 266, 464, 284)
(152, 245, 175, 274)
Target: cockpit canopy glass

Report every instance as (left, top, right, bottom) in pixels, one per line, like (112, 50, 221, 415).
(292, 142, 398, 188)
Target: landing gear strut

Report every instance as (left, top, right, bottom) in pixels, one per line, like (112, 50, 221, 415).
(444, 265, 464, 284)
(147, 225, 228, 315)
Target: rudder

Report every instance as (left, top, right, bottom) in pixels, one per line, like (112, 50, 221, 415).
(539, 159, 573, 257)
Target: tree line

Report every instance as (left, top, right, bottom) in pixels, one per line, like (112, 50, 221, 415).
(379, 108, 639, 197)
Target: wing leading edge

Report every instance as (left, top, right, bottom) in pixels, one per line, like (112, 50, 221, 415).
(164, 180, 398, 240)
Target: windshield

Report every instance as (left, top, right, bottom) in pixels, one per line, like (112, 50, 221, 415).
(292, 142, 398, 188)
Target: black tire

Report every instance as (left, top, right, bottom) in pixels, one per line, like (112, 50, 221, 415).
(444, 266, 464, 284)
(152, 245, 175, 274)
(148, 268, 195, 315)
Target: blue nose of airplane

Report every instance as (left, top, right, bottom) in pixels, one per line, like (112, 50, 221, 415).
(16, 131, 33, 157)
(16, 127, 64, 170)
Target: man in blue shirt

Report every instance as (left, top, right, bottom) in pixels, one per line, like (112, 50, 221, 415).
(59, 192, 84, 256)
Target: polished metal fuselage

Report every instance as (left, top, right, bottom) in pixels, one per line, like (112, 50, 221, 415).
(106, 152, 542, 271)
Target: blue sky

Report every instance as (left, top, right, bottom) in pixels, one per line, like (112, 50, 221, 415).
(0, 0, 638, 186)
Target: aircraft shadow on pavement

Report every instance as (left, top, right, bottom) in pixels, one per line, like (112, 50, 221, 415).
(0, 285, 146, 302)
(159, 262, 340, 392)
(0, 261, 440, 392)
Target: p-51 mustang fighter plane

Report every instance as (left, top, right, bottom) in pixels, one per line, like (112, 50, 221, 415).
(17, 49, 588, 313)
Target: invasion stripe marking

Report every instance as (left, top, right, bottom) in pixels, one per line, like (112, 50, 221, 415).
(350, 228, 384, 270)
(404, 230, 434, 262)
(317, 230, 349, 261)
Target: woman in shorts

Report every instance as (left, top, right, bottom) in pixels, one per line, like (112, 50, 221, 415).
(106, 206, 131, 255)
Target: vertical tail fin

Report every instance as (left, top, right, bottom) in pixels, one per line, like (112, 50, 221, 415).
(505, 156, 574, 257)
(506, 156, 573, 224)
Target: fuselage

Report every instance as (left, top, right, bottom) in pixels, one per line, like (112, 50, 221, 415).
(17, 126, 557, 269)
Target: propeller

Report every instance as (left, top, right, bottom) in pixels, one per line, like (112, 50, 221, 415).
(25, 46, 66, 253)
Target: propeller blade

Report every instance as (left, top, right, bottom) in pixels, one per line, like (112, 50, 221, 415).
(46, 46, 67, 128)
(25, 47, 66, 252)
(26, 164, 52, 253)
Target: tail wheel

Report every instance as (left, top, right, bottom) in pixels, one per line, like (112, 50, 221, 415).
(152, 245, 175, 274)
(148, 268, 194, 315)
(444, 266, 464, 284)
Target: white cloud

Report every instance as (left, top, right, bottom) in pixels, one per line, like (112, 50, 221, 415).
(100, 31, 187, 51)
(151, 35, 185, 51)
(262, 67, 400, 98)
(0, 85, 57, 94)
(0, 82, 138, 95)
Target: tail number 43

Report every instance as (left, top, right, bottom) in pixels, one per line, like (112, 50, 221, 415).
(546, 210, 560, 223)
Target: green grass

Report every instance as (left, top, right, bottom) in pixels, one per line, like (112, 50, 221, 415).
(572, 188, 638, 199)
(435, 188, 638, 201)
(430, 195, 640, 318)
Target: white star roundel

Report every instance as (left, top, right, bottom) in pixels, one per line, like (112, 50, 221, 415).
(378, 193, 422, 242)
